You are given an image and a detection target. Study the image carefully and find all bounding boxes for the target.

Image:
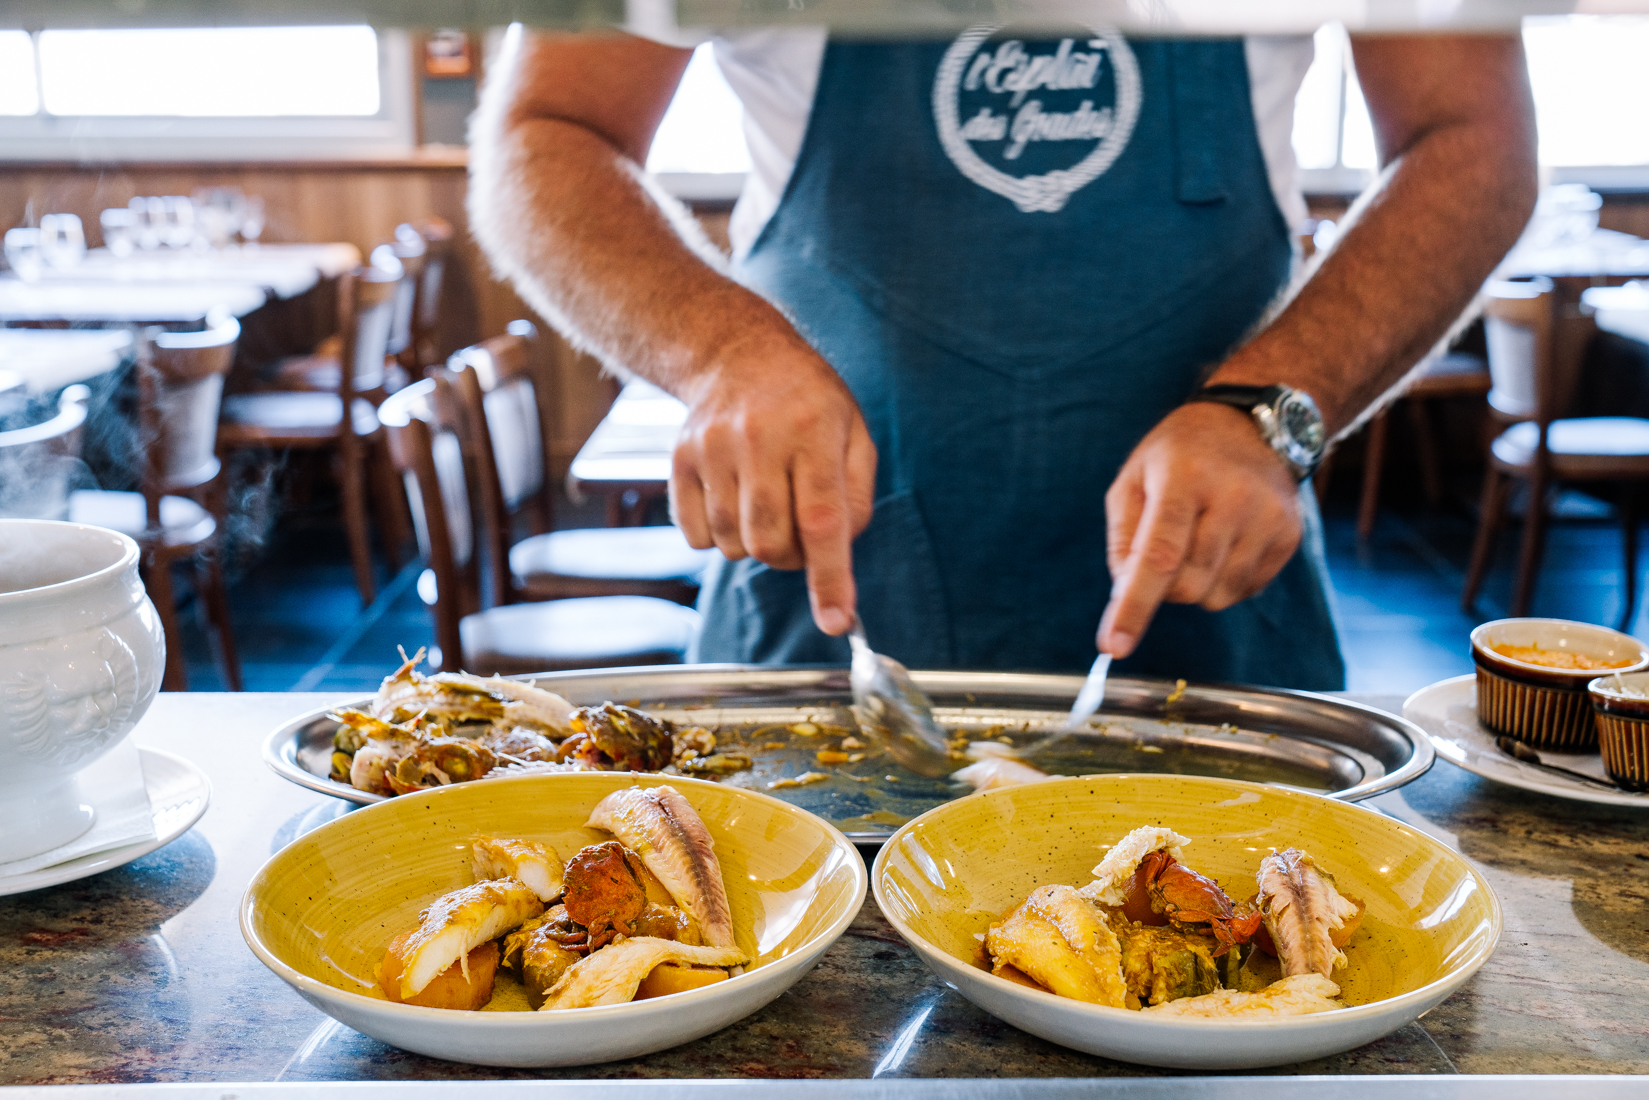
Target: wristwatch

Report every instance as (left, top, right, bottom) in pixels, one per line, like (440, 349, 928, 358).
(1188, 384, 1326, 482)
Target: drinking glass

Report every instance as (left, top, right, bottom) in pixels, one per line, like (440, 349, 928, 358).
(161, 196, 195, 249)
(239, 195, 265, 247)
(39, 213, 86, 270)
(4, 227, 44, 282)
(134, 196, 163, 251)
(100, 208, 137, 258)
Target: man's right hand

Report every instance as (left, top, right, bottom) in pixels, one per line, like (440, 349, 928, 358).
(669, 328, 877, 637)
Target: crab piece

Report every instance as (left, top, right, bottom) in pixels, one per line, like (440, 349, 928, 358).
(348, 736, 417, 795)
(561, 841, 651, 951)
(481, 726, 561, 763)
(371, 648, 574, 736)
(501, 914, 585, 1008)
(676, 752, 754, 777)
(559, 703, 674, 772)
(385, 736, 497, 794)
(1126, 850, 1263, 957)
(1115, 923, 1222, 1007)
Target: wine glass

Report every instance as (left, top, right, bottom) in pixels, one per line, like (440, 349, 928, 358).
(134, 196, 163, 251)
(39, 213, 86, 270)
(4, 227, 44, 282)
(161, 196, 195, 249)
(239, 195, 265, 248)
(100, 208, 137, 258)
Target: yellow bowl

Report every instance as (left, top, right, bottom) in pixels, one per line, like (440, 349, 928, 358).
(872, 774, 1499, 1070)
(242, 772, 865, 1067)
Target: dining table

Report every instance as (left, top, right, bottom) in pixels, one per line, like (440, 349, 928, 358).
(2, 688, 1647, 1096)
(567, 379, 685, 526)
(0, 328, 132, 394)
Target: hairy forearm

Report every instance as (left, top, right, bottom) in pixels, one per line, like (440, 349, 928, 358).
(469, 98, 802, 399)
(1210, 63, 1537, 435)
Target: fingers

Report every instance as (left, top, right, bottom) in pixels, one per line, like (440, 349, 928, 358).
(668, 449, 711, 549)
(793, 448, 856, 636)
(1098, 478, 1197, 658)
(1104, 461, 1145, 580)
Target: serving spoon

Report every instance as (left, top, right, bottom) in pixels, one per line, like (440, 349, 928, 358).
(846, 617, 955, 778)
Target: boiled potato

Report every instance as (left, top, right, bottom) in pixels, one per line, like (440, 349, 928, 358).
(635, 963, 729, 1000)
(378, 934, 499, 1010)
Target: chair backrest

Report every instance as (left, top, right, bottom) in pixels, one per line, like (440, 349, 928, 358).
(1483, 278, 1558, 425)
(439, 320, 554, 606)
(337, 262, 403, 402)
(409, 218, 453, 374)
(379, 376, 480, 671)
(0, 384, 89, 520)
(143, 314, 239, 501)
(383, 226, 427, 362)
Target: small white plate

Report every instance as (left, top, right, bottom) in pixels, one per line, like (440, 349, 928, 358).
(1403, 674, 1649, 808)
(0, 747, 212, 897)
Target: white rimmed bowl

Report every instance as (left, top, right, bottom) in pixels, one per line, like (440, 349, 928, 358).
(872, 773, 1500, 1070)
(241, 771, 866, 1067)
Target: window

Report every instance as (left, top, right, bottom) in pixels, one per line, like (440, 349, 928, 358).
(0, 31, 39, 116)
(0, 26, 412, 161)
(1294, 15, 1649, 193)
(647, 43, 751, 199)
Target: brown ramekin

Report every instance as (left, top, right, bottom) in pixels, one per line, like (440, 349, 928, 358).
(1470, 619, 1649, 751)
(1589, 672, 1649, 791)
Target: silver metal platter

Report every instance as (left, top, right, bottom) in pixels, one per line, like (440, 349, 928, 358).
(262, 664, 1434, 843)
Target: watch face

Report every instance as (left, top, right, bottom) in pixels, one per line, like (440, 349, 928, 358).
(1277, 392, 1325, 461)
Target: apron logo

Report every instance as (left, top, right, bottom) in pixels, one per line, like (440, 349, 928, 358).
(933, 25, 1141, 214)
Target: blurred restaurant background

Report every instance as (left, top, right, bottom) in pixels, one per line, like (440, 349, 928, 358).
(0, 13, 1647, 694)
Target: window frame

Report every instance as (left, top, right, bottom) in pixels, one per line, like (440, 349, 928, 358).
(0, 27, 415, 162)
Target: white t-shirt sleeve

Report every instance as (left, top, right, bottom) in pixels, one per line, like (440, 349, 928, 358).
(1245, 34, 1317, 234)
(712, 29, 828, 259)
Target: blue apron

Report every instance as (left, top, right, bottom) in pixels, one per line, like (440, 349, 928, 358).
(691, 31, 1345, 690)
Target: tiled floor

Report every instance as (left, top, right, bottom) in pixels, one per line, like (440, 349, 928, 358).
(175, 481, 1640, 698)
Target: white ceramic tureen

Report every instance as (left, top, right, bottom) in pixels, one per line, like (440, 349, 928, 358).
(0, 520, 164, 863)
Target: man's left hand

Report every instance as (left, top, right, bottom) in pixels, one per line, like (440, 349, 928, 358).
(1097, 403, 1302, 658)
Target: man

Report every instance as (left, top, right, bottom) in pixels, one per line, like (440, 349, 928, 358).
(469, 22, 1536, 687)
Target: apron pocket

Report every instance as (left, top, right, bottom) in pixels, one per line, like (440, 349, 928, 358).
(853, 489, 955, 669)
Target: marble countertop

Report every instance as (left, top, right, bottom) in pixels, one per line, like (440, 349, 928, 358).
(3, 691, 1648, 1086)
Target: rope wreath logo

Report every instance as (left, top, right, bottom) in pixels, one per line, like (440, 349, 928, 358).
(933, 25, 1141, 214)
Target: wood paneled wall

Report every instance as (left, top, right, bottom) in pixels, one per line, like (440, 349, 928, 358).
(0, 159, 626, 476)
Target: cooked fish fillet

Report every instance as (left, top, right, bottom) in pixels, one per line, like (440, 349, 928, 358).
(395, 879, 545, 998)
(1256, 848, 1364, 978)
(953, 755, 1057, 792)
(986, 886, 1129, 1008)
(539, 936, 748, 1010)
(586, 785, 734, 948)
(1141, 973, 1342, 1018)
(472, 837, 565, 903)
(1080, 826, 1191, 906)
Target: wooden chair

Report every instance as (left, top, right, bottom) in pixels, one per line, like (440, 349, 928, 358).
(66, 320, 243, 691)
(218, 266, 407, 605)
(378, 378, 700, 675)
(438, 321, 712, 608)
(0, 384, 89, 520)
(1353, 352, 1493, 541)
(1462, 278, 1649, 625)
(261, 245, 411, 397)
(406, 218, 453, 377)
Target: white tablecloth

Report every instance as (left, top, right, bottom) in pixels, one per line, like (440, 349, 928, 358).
(59, 242, 361, 300)
(0, 278, 267, 324)
(0, 327, 132, 392)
